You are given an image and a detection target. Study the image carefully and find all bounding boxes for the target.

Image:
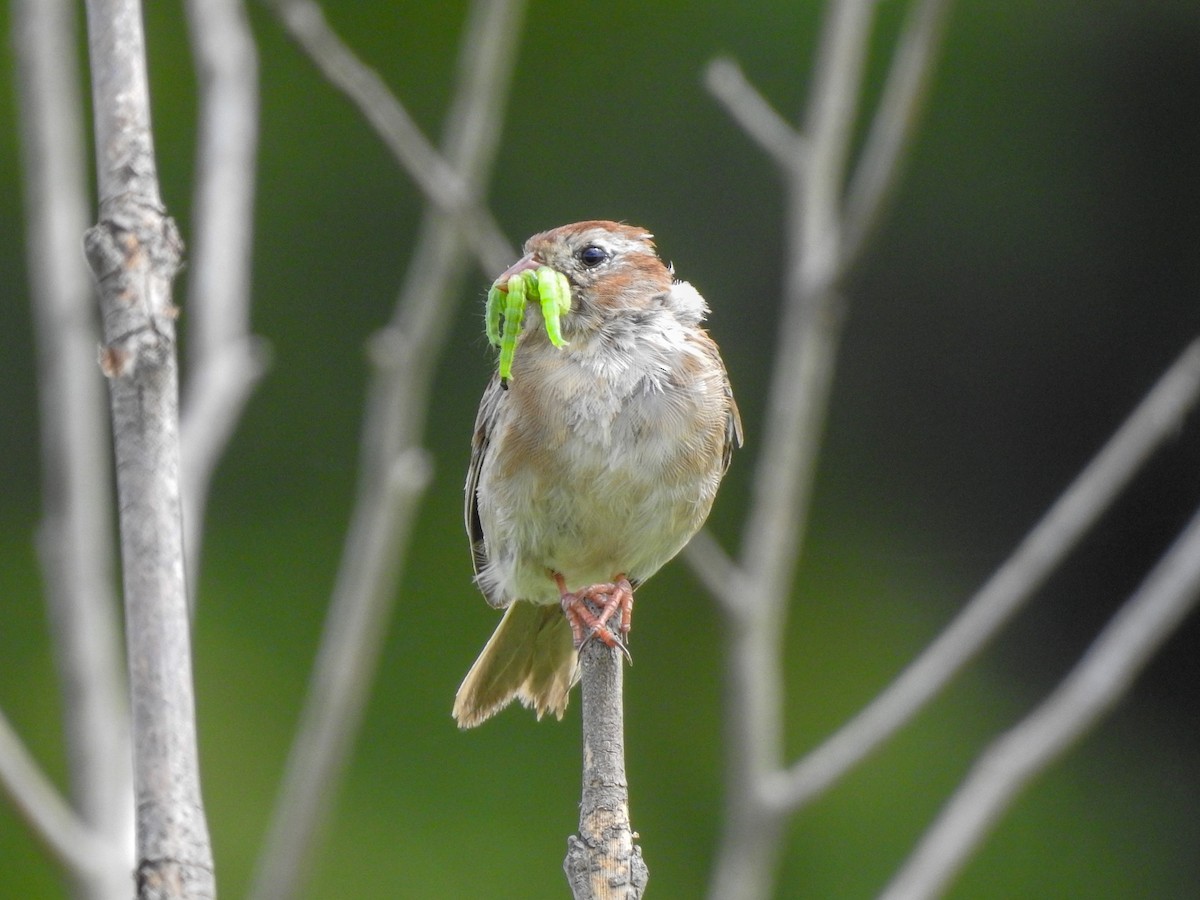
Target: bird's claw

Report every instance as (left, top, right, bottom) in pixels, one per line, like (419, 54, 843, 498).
(557, 574, 634, 663)
(581, 625, 632, 664)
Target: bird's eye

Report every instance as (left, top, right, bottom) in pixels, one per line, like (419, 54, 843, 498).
(578, 245, 609, 268)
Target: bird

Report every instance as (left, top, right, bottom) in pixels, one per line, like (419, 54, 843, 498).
(453, 220, 741, 728)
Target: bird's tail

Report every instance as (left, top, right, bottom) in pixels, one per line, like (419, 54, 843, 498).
(452, 601, 577, 728)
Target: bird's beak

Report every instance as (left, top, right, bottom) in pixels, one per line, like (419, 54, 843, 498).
(493, 252, 539, 289)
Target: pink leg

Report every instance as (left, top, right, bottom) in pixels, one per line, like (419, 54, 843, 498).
(555, 573, 634, 655)
(578, 574, 633, 639)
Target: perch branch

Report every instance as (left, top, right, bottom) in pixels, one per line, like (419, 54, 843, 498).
(249, 2, 524, 897)
(11, 0, 133, 897)
(564, 640, 649, 900)
(83, 0, 214, 895)
(181, 0, 268, 592)
(880, 501, 1200, 900)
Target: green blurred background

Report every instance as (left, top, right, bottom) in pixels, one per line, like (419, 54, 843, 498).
(3, 0, 1199, 896)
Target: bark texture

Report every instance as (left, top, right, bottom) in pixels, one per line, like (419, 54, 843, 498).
(564, 641, 648, 899)
(84, 0, 215, 895)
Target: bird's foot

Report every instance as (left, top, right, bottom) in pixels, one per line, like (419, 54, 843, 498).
(556, 573, 634, 662)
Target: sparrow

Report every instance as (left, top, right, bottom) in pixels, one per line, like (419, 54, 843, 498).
(452, 221, 741, 728)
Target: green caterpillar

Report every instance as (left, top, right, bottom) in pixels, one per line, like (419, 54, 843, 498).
(485, 265, 571, 384)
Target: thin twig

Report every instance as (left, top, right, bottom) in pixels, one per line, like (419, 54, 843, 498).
(264, 0, 513, 275)
(0, 710, 121, 885)
(564, 641, 649, 900)
(249, 2, 524, 896)
(879, 502, 1200, 900)
(83, 0, 214, 895)
(704, 58, 802, 168)
(771, 336, 1200, 813)
(181, 0, 268, 593)
(11, 1, 132, 897)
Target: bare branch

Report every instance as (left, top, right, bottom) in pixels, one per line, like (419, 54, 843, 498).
(12, 1, 133, 897)
(248, 450, 432, 900)
(772, 336, 1200, 813)
(83, 0, 214, 894)
(703, 4, 935, 898)
(564, 641, 649, 900)
(181, 0, 268, 590)
(735, 0, 874, 611)
(249, 2, 524, 896)
(703, 58, 802, 168)
(265, 0, 513, 274)
(841, 0, 953, 266)
(880, 503, 1200, 900)
(705, 3, 1196, 894)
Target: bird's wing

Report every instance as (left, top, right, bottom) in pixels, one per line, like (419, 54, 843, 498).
(723, 371, 744, 472)
(464, 372, 505, 580)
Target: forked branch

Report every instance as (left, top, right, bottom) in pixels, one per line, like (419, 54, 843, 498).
(699, 2, 1199, 899)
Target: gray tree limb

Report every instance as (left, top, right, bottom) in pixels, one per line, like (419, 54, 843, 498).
(705, 4, 878, 896)
(83, 0, 214, 895)
(701, 3, 1200, 898)
(840, 0, 953, 266)
(700, 2, 952, 897)
(704, 58, 804, 169)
